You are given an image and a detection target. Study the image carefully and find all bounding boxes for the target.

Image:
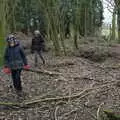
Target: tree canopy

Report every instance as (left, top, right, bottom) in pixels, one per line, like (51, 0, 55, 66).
(0, 0, 104, 65)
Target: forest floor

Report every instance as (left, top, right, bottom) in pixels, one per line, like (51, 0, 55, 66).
(0, 37, 120, 120)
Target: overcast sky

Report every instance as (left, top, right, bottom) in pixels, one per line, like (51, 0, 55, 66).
(103, 8, 112, 24)
(103, 0, 113, 24)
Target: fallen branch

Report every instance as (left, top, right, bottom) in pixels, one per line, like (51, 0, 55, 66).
(24, 89, 91, 106)
(24, 68, 62, 76)
(50, 61, 75, 67)
(0, 102, 20, 107)
(24, 81, 117, 106)
(0, 81, 117, 108)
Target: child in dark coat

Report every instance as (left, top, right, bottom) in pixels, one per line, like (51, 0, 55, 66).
(4, 34, 28, 92)
(31, 30, 45, 66)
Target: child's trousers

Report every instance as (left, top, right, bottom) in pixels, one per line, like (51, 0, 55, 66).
(11, 69, 22, 91)
(34, 50, 45, 66)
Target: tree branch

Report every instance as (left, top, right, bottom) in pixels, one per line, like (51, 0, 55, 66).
(24, 68, 62, 76)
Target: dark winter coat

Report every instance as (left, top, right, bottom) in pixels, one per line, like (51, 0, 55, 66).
(31, 35, 45, 52)
(4, 44, 27, 70)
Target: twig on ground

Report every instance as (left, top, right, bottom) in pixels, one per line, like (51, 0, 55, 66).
(97, 103, 104, 120)
(55, 106, 60, 120)
(86, 109, 97, 120)
(0, 102, 19, 106)
(74, 113, 78, 120)
(61, 108, 79, 119)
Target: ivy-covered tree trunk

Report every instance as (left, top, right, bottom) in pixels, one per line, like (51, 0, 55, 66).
(0, 22, 6, 66)
(0, 0, 7, 66)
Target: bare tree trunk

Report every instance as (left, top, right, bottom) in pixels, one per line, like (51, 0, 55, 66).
(111, 9, 116, 40)
(84, 7, 87, 37)
(74, 32, 78, 49)
(117, 9, 120, 42)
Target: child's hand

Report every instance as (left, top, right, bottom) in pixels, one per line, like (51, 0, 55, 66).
(24, 65, 30, 70)
(2, 67, 11, 74)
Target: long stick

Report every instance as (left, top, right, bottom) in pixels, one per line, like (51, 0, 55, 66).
(24, 68, 62, 76)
